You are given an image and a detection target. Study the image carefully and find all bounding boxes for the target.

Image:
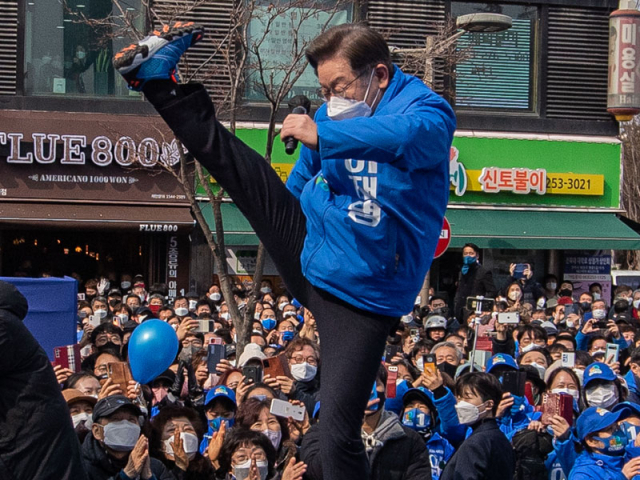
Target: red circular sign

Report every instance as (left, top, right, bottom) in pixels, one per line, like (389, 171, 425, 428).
(434, 217, 451, 259)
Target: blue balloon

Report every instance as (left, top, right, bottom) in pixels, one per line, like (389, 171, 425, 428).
(128, 320, 179, 384)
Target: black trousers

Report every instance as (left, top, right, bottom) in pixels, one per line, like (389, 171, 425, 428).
(148, 83, 398, 480)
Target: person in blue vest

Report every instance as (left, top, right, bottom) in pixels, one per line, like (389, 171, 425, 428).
(400, 387, 455, 480)
(114, 21, 455, 480)
(569, 406, 640, 480)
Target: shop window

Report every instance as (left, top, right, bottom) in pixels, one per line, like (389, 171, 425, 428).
(452, 3, 539, 112)
(243, 0, 353, 103)
(24, 1, 143, 99)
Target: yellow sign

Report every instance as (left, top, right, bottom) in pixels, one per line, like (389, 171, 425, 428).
(459, 170, 604, 196)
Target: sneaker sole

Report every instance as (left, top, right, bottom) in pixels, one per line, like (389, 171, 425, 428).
(113, 22, 205, 74)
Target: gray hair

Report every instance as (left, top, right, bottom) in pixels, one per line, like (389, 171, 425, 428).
(431, 341, 463, 362)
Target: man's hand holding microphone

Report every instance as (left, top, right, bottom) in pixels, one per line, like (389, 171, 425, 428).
(281, 96, 315, 153)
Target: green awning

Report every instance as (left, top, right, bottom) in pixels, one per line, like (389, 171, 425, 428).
(202, 202, 640, 250)
(447, 210, 640, 250)
(199, 202, 258, 246)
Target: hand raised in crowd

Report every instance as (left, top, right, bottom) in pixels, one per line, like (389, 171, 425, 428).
(207, 418, 226, 469)
(389, 353, 405, 365)
(549, 415, 571, 441)
(235, 375, 252, 406)
(265, 330, 279, 345)
(97, 277, 109, 295)
(496, 392, 514, 418)
(246, 458, 262, 480)
(623, 457, 640, 480)
(215, 358, 233, 376)
(172, 424, 190, 471)
(263, 373, 280, 391)
(124, 435, 149, 479)
(53, 365, 73, 385)
(98, 377, 123, 400)
(287, 400, 310, 442)
(581, 319, 596, 335)
(420, 367, 444, 392)
(126, 380, 141, 401)
(176, 319, 198, 342)
(607, 320, 621, 339)
(495, 321, 508, 341)
(141, 452, 153, 480)
(282, 457, 308, 480)
(606, 359, 621, 376)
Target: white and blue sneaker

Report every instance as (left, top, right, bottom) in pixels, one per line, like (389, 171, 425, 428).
(113, 22, 205, 91)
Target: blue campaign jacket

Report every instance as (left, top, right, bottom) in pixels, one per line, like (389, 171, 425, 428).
(286, 65, 456, 317)
(426, 432, 455, 480)
(569, 451, 627, 480)
(545, 434, 579, 480)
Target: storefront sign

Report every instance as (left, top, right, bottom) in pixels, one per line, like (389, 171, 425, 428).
(167, 236, 179, 300)
(0, 111, 188, 205)
(608, 9, 640, 121)
(479, 167, 546, 195)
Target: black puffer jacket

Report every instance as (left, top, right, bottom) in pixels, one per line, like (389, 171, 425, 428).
(453, 264, 497, 322)
(0, 280, 88, 480)
(82, 433, 175, 480)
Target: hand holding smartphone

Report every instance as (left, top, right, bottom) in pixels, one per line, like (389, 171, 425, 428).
(270, 398, 305, 421)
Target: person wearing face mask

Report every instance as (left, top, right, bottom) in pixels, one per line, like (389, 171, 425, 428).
(218, 429, 280, 480)
(280, 338, 321, 416)
(453, 244, 497, 324)
(64, 388, 98, 444)
(149, 370, 179, 418)
(542, 274, 559, 301)
(583, 363, 626, 410)
(555, 281, 575, 302)
(624, 351, 640, 405)
(507, 262, 544, 307)
(569, 406, 640, 480)
(117, 22, 454, 480)
(400, 388, 454, 480)
(440, 372, 515, 480)
(91, 296, 112, 324)
(83, 395, 173, 480)
(200, 385, 238, 455)
(149, 405, 216, 479)
(504, 281, 532, 324)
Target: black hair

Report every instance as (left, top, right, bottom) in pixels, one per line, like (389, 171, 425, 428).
(556, 333, 577, 351)
(575, 351, 595, 368)
(429, 294, 448, 305)
(306, 24, 393, 77)
(518, 347, 553, 368)
(217, 428, 277, 478)
(454, 372, 502, 415)
(587, 334, 606, 351)
(64, 371, 99, 390)
(462, 243, 480, 255)
(90, 322, 124, 344)
(517, 325, 548, 344)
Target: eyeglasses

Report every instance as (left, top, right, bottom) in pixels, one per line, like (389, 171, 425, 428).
(182, 339, 203, 348)
(232, 450, 267, 465)
(96, 334, 122, 345)
(290, 354, 318, 366)
(316, 69, 369, 101)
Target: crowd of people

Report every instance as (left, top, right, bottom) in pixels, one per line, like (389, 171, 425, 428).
(3, 242, 627, 479)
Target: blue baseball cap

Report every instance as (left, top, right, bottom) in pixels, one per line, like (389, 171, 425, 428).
(205, 385, 236, 407)
(577, 406, 629, 440)
(486, 354, 518, 373)
(403, 387, 436, 411)
(613, 401, 640, 418)
(583, 362, 616, 388)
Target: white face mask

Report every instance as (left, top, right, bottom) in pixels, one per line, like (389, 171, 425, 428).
(209, 292, 221, 302)
(592, 309, 607, 320)
(401, 314, 413, 324)
(72, 412, 91, 428)
(234, 459, 269, 480)
(586, 384, 618, 409)
(551, 387, 579, 402)
(290, 362, 317, 382)
(101, 420, 141, 452)
(536, 298, 546, 309)
(278, 302, 289, 311)
(95, 309, 108, 319)
(220, 312, 230, 321)
(508, 291, 522, 301)
(163, 432, 199, 460)
(327, 69, 379, 121)
(528, 362, 546, 379)
(593, 292, 602, 300)
(521, 342, 538, 354)
(283, 311, 297, 319)
(455, 400, 489, 425)
(260, 287, 272, 294)
(77, 51, 86, 59)
(416, 357, 424, 372)
(546, 282, 557, 290)
(121, 281, 131, 290)
(573, 368, 585, 385)
(634, 299, 640, 309)
(189, 300, 198, 311)
(116, 313, 129, 324)
(254, 312, 261, 320)
(175, 307, 189, 317)
(262, 429, 282, 450)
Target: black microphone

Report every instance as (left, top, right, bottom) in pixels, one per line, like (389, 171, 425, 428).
(285, 95, 311, 155)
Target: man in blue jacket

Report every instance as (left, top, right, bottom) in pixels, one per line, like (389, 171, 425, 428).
(115, 22, 455, 480)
